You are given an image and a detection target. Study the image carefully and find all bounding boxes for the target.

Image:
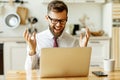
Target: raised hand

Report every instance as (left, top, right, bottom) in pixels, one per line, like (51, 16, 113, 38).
(23, 29, 36, 56)
(79, 27, 90, 47)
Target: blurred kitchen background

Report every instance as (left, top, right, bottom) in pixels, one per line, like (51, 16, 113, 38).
(0, 0, 112, 37)
(0, 0, 120, 79)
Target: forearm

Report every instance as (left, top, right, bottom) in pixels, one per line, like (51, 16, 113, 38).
(25, 46, 39, 70)
(25, 54, 39, 70)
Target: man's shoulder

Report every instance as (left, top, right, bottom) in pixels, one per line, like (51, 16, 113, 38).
(59, 32, 77, 41)
(36, 29, 53, 39)
(63, 32, 74, 38)
(37, 29, 48, 36)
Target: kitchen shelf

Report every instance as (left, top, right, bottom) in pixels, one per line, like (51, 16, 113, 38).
(0, 0, 28, 4)
(40, 0, 106, 4)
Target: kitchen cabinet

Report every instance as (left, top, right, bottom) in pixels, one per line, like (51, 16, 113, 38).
(112, 3, 120, 27)
(40, 0, 105, 3)
(4, 41, 27, 76)
(88, 39, 110, 67)
(112, 4, 120, 68)
(112, 27, 120, 68)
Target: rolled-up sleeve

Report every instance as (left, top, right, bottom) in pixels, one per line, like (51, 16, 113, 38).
(25, 46, 39, 70)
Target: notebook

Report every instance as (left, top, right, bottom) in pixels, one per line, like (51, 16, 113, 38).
(40, 47, 92, 78)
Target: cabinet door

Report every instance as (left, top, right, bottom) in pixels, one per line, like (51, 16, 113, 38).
(88, 40, 110, 67)
(4, 41, 27, 75)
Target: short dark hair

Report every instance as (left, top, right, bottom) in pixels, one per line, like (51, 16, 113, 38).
(47, 0, 68, 14)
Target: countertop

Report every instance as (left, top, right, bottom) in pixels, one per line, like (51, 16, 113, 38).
(89, 36, 111, 40)
(0, 36, 111, 43)
(0, 37, 25, 43)
(6, 67, 120, 80)
(74, 36, 111, 40)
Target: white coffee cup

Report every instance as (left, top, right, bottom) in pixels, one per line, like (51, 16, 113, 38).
(103, 59, 115, 72)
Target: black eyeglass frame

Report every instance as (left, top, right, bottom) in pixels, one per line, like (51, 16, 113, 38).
(48, 16, 67, 25)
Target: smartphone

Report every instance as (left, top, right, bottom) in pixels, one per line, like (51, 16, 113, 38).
(92, 71, 108, 77)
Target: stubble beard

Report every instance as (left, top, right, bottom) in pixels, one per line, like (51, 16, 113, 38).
(49, 25, 64, 38)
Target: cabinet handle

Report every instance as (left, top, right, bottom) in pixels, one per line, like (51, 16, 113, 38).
(89, 41, 100, 43)
(90, 64, 100, 67)
(16, 41, 26, 44)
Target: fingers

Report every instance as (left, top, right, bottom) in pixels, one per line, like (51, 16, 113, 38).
(23, 29, 27, 38)
(31, 31, 36, 41)
(85, 27, 90, 39)
(79, 33, 83, 41)
(23, 29, 29, 41)
(32, 31, 36, 37)
(23, 29, 36, 42)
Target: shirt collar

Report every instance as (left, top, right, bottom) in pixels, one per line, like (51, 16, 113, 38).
(46, 28, 54, 39)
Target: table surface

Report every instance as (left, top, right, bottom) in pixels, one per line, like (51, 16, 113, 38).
(6, 67, 120, 80)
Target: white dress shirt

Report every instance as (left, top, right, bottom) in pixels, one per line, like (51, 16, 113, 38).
(25, 28, 80, 70)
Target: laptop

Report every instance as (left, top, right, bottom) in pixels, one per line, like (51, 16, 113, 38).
(40, 47, 92, 78)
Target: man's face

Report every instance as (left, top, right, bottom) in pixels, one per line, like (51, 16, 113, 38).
(46, 10, 67, 37)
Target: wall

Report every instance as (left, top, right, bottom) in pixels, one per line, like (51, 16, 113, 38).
(0, 0, 104, 37)
(103, 2, 112, 37)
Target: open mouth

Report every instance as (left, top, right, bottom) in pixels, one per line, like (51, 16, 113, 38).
(54, 26, 61, 33)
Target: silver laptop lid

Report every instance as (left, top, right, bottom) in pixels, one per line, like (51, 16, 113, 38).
(40, 47, 92, 78)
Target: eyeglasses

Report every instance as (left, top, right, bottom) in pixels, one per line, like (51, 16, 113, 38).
(48, 16, 67, 25)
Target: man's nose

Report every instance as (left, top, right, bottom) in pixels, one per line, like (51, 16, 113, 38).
(56, 21, 61, 26)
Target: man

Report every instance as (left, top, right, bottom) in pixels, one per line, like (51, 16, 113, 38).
(24, 0, 90, 70)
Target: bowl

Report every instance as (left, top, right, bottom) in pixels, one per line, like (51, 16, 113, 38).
(4, 13, 20, 29)
(91, 30, 104, 36)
